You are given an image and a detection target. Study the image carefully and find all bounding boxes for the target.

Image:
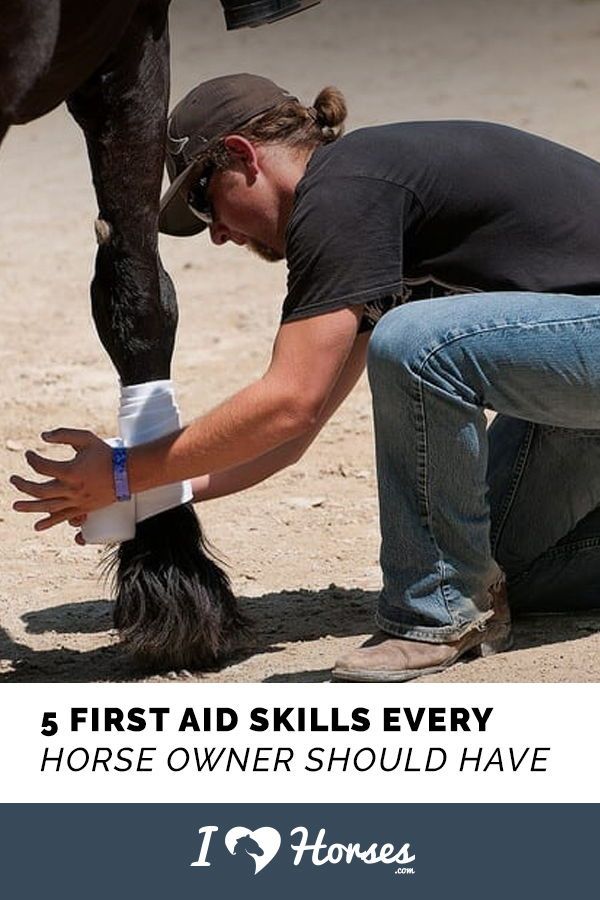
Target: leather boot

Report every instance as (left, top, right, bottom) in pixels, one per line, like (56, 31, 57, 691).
(333, 577, 512, 682)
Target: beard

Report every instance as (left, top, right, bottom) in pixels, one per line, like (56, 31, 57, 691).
(246, 239, 284, 263)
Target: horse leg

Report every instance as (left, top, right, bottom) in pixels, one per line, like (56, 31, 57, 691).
(67, 0, 245, 669)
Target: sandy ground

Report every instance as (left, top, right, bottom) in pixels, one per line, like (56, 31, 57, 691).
(1, 0, 600, 683)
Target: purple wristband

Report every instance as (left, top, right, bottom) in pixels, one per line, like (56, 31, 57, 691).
(112, 446, 131, 502)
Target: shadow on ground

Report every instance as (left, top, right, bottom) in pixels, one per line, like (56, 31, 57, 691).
(21, 599, 113, 635)
(1, 588, 599, 682)
(262, 609, 600, 682)
(0, 587, 375, 682)
(0, 619, 133, 682)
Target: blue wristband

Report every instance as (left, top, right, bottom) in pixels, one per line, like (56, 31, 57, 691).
(112, 446, 131, 502)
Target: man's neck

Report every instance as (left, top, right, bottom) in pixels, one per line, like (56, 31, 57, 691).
(268, 144, 315, 253)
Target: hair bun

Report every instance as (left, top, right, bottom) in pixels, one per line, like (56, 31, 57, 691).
(312, 86, 347, 141)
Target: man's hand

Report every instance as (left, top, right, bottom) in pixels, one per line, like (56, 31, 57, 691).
(10, 429, 114, 532)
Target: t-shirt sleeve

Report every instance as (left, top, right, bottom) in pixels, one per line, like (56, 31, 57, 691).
(281, 175, 421, 325)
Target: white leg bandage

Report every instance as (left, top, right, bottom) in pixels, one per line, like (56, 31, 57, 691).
(119, 380, 193, 523)
(81, 380, 193, 544)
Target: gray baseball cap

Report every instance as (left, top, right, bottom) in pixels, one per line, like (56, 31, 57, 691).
(159, 73, 297, 236)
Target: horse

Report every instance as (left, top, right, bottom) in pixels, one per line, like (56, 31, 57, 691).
(0, 0, 319, 669)
(232, 835, 264, 858)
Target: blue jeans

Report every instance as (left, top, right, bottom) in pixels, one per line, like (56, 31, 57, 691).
(368, 292, 600, 641)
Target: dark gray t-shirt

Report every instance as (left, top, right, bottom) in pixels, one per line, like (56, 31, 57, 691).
(281, 121, 600, 332)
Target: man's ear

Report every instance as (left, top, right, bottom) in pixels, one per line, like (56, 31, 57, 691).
(223, 134, 259, 181)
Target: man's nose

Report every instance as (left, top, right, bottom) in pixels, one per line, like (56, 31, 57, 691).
(210, 222, 246, 247)
(209, 222, 230, 246)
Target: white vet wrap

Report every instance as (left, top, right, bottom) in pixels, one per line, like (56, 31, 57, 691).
(118, 379, 193, 523)
(81, 438, 136, 544)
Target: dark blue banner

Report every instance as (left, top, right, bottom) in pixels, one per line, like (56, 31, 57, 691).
(0, 804, 595, 897)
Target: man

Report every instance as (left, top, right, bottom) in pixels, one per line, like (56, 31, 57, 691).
(12, 74, 600, 681)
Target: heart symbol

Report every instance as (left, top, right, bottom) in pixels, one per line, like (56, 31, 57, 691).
(225, 826, 281, 874)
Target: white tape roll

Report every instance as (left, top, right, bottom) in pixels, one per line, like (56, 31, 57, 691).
(80, 381, 192, 545)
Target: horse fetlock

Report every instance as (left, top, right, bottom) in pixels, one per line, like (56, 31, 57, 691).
(106, 505, 249, 670)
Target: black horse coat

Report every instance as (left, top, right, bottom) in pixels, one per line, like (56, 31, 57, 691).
(2, 1, 144, 125)
(2, 0, 178, 387)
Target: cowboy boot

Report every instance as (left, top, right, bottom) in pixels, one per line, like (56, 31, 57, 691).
(333, 577, 512, 682)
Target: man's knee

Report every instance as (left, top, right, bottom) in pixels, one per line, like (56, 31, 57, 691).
(368, 297, 481, 379)
(368, 298, 494, 408)
(367, 302, 437, 379)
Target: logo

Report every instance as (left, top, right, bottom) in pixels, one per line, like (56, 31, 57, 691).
(190, 825, 415, 875)
(225, 827, 281, 874)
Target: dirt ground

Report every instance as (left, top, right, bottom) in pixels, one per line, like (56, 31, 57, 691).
(1, 0, 599, 683)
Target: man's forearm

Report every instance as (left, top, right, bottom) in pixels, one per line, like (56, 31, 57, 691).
(191, 432, 311, 501)
(189, 332, 370, 503)
(126, 377, 312, 494)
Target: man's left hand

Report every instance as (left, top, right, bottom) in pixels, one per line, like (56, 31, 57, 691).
(10, 428, 114, 532)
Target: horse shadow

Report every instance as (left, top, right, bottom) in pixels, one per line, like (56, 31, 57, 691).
(0, 587, 599, 682)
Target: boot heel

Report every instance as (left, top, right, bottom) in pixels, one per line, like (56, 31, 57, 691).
(479, 627, 513, 657)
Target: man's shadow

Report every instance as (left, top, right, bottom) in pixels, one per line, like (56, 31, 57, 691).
(1, 586, 599, 682)
(0, 607, 132, 682)
(0, 587, 376, 682)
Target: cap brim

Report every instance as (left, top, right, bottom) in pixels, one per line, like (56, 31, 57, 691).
(159, 160, 208, 237)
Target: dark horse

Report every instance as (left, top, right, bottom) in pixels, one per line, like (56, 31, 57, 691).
(232, 835, 264, 860)
(0, 0, 319, 669)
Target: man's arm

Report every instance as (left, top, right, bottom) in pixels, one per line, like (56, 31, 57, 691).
(192, 328, 369, 501)
(12, 305, 365, 526)
(127, 304, 364, 492)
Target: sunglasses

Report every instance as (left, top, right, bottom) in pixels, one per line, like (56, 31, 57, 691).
(187, 164, 215, 226)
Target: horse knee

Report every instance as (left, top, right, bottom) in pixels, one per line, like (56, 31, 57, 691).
(94, 218, 113, 246)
